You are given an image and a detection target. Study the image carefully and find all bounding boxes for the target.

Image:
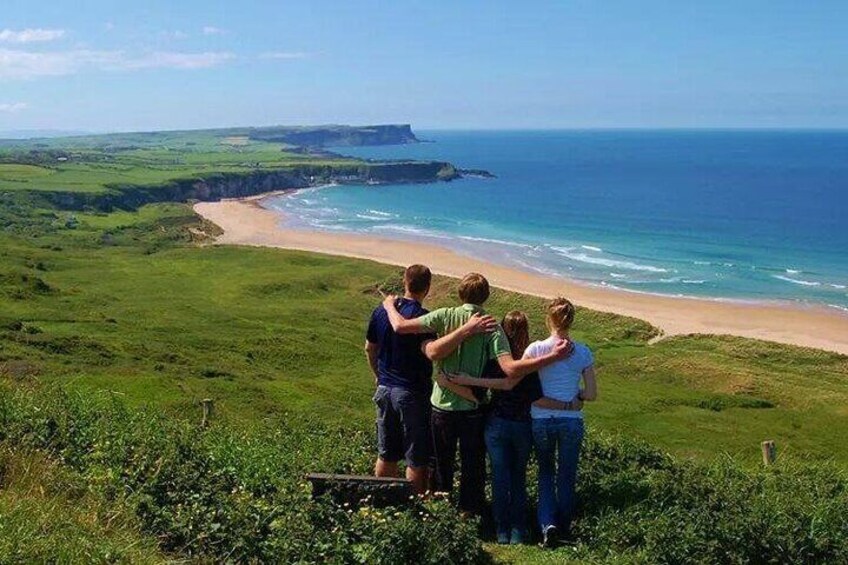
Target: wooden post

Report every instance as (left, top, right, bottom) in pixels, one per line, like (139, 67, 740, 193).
(201, 398, 214, 428)
(761, 440, 776, 465)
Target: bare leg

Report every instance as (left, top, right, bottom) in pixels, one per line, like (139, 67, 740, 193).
(406, 465, 428, 494)
(375, 458, 400, 478)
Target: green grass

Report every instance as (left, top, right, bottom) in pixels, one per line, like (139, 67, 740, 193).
(0, 129, 361, 193)
(2, 385, 845, 564)
(1, 201, 846, 465)
(0, 447, 165, 564)
(2, 193, 848, 562)
(0, 385, 488, 564)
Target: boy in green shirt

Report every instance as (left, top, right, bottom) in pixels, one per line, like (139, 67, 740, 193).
(382, 273, 571, 515)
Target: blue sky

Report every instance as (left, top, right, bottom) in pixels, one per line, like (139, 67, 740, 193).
(1, 0, 847, 131)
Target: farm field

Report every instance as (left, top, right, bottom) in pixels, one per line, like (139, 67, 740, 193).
(0, 128, 361, 193)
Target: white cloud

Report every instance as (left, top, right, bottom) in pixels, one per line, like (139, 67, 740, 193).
(118, 51, 235, 70)
(0, 49, 120, 79)
(0, 102, 28, 112)
(260, 51, 308, 60)
(202, 26, 223, 36)
(0, 49, 235, 79)
(0, 28, 65, 43)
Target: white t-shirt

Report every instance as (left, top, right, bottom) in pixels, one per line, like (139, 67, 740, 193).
(525, 336, 594, 420)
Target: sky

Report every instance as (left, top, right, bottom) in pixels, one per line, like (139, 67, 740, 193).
(1, 0, 847, 132)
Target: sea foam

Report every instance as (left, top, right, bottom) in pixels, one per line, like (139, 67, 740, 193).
(773, 275, 821, 287)
(458, 235, 531, 248)
(549, 246, 668, 273)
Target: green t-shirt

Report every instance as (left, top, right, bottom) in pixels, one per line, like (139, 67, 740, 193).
(418, 304, 511, 411)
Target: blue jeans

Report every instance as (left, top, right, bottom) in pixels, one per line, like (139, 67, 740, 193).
(485, 416, 533, 537)
(532, 417, 585, 533)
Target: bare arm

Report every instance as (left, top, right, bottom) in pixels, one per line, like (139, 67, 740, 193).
(579, 366, 598, 401)
(533, 396, 584, 411)
(447, 341, 574, 390)
(497, 340, 574, 380)
(447, 373, 515, 390)
(422, 314, 498, 361)
(382, 295, 432, 334)
(364, 340, 380, 383)
(435, 373, 479, 403)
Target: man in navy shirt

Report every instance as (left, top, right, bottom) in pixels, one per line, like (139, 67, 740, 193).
(366, 265, 495, 493)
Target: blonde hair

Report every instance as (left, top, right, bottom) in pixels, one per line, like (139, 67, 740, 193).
(546, 297, 575, 335)
(501, 311, 530, 360)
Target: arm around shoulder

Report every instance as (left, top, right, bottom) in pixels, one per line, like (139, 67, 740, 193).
(382, 295, 432, 334)
(497, 339, 572, 380)
(422, 313, 497, 361)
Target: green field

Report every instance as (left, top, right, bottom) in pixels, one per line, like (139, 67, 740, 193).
(1, 184, 847, 561)
(2, 202, 846, 463)
(0, 129, 360, 193)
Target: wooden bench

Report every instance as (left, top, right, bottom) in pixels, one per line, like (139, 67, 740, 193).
(306, 473, 414, 508)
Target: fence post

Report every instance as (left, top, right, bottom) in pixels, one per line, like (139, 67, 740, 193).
(761, 440, 776, 465)
(201, 398, 214, 428)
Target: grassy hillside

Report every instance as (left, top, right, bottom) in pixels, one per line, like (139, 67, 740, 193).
(2, 200, 846, 464)
(2, 197, 847, 562)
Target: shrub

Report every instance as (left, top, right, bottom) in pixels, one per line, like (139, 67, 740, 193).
(1, 384, 847, 563)
(571, 434, 848, 564)
(0, 385, 489, 564)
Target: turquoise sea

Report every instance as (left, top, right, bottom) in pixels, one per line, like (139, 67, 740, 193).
(264, 130, 848, 312)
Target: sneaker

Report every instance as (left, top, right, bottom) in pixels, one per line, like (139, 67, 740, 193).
(542, 525, 559, 548)
(510, 528, 528, 545)
(496, 531, 510, 545)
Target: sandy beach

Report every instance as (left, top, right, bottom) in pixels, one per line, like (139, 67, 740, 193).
(194, 196, 848, 356)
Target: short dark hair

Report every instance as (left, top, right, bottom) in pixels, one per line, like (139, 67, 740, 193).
(404, 264, 432, 295)
(458, 272, 490, 305)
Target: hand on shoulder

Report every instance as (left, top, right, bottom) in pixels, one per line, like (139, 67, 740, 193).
(462, 313, 498, 336)
(551, 338, 575, 360)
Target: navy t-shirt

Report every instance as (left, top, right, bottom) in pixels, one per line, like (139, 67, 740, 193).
(366, 298, 436, 393)
(483, 358, 544, 422)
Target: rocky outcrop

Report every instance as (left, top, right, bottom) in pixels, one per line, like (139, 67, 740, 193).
(457, 168, 497, 179)
(38, 161, 462, 211)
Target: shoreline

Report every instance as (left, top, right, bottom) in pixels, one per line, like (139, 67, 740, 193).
(194, 195, 848, 356)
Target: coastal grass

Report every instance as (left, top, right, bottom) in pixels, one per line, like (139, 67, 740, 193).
(0, 446, 166, 564)
(2, 197, 848, 562)
(2, 384, 846, 564)
(0, 130, 360, 193)
(1, 200, 847, 464)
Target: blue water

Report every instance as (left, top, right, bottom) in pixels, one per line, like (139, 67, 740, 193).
(265, 130, 848, 311)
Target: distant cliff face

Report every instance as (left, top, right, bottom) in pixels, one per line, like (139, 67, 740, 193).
(248, 125, 419, 147)
(40, 160, 458, 211)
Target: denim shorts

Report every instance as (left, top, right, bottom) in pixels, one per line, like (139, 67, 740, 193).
(373, 385, 431, 468)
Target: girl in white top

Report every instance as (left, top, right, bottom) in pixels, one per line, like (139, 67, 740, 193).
(523, 297, 597, 546)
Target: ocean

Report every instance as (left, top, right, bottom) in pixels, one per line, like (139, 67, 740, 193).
(264, 130, 848, 311)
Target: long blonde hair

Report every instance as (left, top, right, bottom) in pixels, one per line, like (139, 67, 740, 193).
(502, 311, 530, 360)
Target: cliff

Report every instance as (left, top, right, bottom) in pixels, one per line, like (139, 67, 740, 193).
(39, 161, 459, 211)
